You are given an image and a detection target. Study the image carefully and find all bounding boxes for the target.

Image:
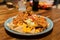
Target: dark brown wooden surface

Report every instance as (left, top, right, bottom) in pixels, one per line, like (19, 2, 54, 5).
(0, 5, 60, 40)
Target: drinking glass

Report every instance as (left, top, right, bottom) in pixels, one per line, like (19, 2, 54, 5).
(18, 0, 26, 11)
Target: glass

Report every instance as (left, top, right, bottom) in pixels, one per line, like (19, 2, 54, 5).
(18, 0, 26, 11)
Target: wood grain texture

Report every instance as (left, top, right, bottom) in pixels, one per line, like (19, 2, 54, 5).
(0, 5, 60, 40)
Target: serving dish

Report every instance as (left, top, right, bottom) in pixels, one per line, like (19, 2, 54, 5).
(4, 15, 53, 36)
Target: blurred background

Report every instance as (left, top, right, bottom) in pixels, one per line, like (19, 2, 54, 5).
(0, 0, 60, 9)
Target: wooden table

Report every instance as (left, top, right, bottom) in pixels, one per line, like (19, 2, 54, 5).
(0, 5, 60, 40)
